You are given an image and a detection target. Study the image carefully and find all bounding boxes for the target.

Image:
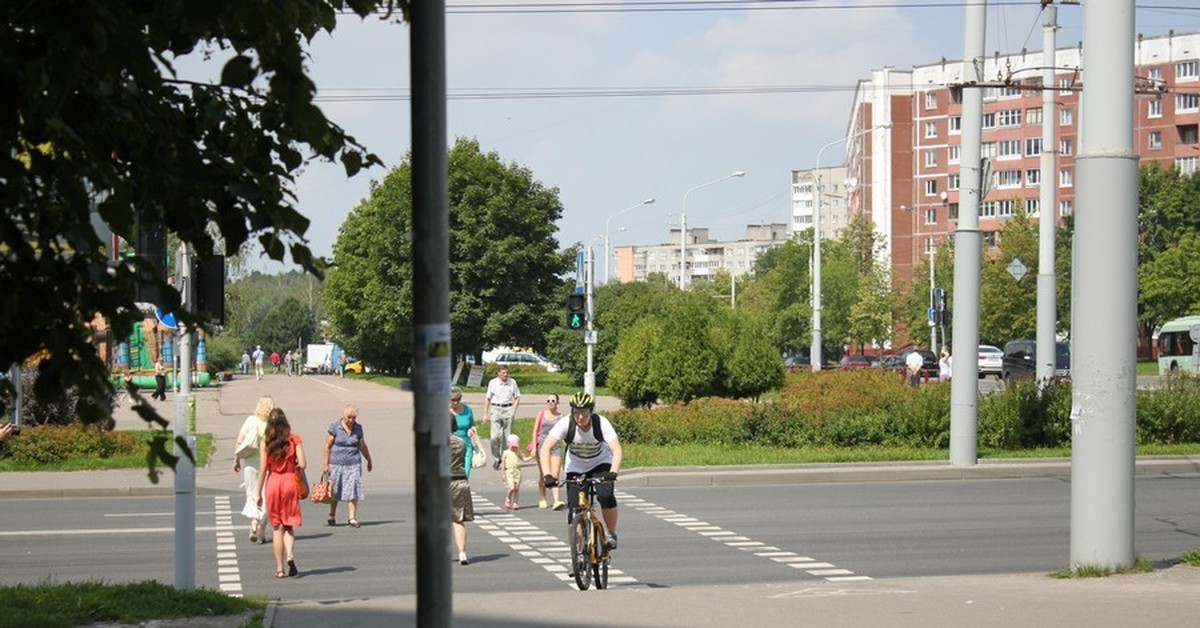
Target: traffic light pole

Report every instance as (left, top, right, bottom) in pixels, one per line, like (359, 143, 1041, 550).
(584, 244, 596, 396)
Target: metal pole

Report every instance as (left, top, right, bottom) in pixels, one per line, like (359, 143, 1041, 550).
(1036, 5, 1060, 385)
(585, 244, 596, 396)
(411, 0, 453, 623)
(681, 175, 743, 290)
(929, 248, 937, 350)
(1071, 0, 1136, 571)
(173, 243, 195, 591)
(949, 0, 985, 467)
(605, 198, 654, 285)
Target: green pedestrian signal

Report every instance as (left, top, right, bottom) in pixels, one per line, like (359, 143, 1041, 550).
(566, 293, 586, 330)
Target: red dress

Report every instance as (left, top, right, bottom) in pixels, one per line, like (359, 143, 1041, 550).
(264, 434, 303, 527)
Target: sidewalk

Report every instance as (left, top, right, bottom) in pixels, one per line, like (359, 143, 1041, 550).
(4, 375, 1200, 627)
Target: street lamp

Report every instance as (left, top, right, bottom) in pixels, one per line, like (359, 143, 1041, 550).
(680, 171, 745, 289)
(810, 123, 890, 372)
(604, 197, 655, 284)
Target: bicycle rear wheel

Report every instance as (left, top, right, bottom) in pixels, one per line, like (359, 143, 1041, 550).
(570, 516, 591, 590)
(591, 520, 608, 589)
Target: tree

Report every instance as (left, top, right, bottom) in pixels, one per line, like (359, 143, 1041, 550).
(608, 318, 662, 408)
(646, 294, 722, 403)
(1140, 232, 1200, 324)
(249, 297, 318, 353)
(1, 1, 389, 468)
(979, 204, 1039, 343)
(325, 138, 572, 370)
(848, 260, 894, 350)
(717, 311, 784, 400)
(739, 239, 812, 356)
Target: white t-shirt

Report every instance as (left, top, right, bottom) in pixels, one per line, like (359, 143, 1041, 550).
(486, 377, 520, 406)
(905, 351, 923, 372)
(548, 415, 618, 474)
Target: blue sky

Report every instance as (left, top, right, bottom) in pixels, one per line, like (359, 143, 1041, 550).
(238, 1, 1200, 273)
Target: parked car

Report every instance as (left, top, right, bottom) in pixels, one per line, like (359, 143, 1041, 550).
(879, 354, 905, 373)
(977, 344, 1003, 379)
(838, 354, 878, 370)
(490, 351, 560, 373)
(1001, 340, 1070, 383)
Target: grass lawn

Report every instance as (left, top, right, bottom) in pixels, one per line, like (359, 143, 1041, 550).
(0, 580, 265, 628)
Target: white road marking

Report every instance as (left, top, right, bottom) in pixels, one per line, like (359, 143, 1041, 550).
(616, 489, 872, 582)
(214, 495, 245, 597)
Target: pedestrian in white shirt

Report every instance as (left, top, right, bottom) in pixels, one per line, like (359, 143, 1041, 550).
(484, 366, 520, 469)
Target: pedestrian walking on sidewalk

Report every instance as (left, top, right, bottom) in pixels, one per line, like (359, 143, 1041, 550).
(484, 365, 520, 469)
(234, 395, 273, 544)
(529, 393, 564, 510)
(256, 408, 307, 579)
(450, 387, 478, 479)
(323, 402, 373, 528)
(152, 357, 167, 401)
(449, 414, 473, 565)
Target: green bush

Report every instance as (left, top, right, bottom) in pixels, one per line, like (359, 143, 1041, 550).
(0, 424, 141, 464)
(1137, 374, 1200, 443)
(204, 333, 243, 374)
(978, 379, 1071, 449)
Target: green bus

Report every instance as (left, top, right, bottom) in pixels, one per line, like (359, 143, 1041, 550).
(1154, 315, 1200, 374)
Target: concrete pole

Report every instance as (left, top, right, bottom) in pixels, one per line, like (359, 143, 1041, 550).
(929, 248, 937, 350)
(1071, 0, 1137, 571)
(812, 170, 824, 371)
(173, 243, 196, 591)
(585, 244, 596, 396)
(411, 0, 453, 622)
(949, 0, 985, 467)
(1036, 5, 1060, 385)
(679, 208, 688, 290)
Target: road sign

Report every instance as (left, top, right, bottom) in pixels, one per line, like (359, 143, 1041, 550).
(155, 307, 178, 329)
(584, 330, 597, 344)
(1007, 258, 1028, 282)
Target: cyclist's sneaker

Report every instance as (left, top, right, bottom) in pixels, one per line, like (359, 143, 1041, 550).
(552, 501, 565, 511)
(606, 532, 618, 550)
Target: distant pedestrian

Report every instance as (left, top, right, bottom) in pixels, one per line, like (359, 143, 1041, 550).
(905, 349, 924, 386)
(323, 403, 373, 528)
(284, 350, 295, 377)
(450, 387, 478, 479)
(256, 408, 307, 579)
(938, 347, 952, 382)
(529, 393, 564, 510)
(152, 357, 167, 401)
(252, 345, 265, 380)
(234, 395, 274, 544)
(338, 351, 348, 378)
(484, 365, 520, 469)
(240, 350, 251, 375)
(449, 414, 474, 565)
(270, 350, 281, 374)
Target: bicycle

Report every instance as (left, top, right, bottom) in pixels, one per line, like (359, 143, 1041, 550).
(565, 476, 612, 590)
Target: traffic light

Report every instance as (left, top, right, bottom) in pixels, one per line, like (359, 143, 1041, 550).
(566, 293, 586, 330)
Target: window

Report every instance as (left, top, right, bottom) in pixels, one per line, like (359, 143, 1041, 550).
(1176, 94, 1200, 113)
(1059, 138, 1073, 156)
(982, 112, 996, 129)
(1027, 198, 1040, 216)
(924, 150, 937, 168)
(998, 139, 1022, 159)
(984, 231, 998, 247)
(1060, 108, 1074, 126)
(925, 237, 937, 255)
(948, 145, 961, 163)
(925, 121, 937, 138)
(949, 203, 959, 222)
(1059, 200, 1073, 216)
(1000, 85, 1022, 99)
(1178, 156, 1199, 176)
(949, 86, 963, 104)
(997, 199, 1015, 217)
(997, 170, 1022, 188)
(949, 115, 962, 134)
(1026, 107, 1042, 125)
(1149, 131, 1163, 150)
(948, 173, 960, 190)
(925, 208, 937, 224)
(982, 87, 997, 102)
(924, 179, 938, 196)
(1176, 60, 1198, 81)
(1059, 77, 1073, 91)
(981, 201, 996, 218)
(1025, 137, 1042, 156)
(997, 109, 1022, 127)
(1148, 67, 1163, 81)
(1149, 98, 1163, 118)
(925, 92, 938, 109)
(1180, 124, 1199, 145)
(981, 142, 997, 158)
(1060, 169, 1074, 188)
(1025, 169, 1041, 186)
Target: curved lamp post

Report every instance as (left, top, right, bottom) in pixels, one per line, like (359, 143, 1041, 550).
(680, 172, 744, 289)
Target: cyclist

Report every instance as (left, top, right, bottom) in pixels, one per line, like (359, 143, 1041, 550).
(540, 391, 623, 550)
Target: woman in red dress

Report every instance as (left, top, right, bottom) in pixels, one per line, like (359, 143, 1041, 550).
(255, 408, 307, 578)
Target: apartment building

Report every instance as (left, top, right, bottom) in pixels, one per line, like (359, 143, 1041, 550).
(613, 223, 789, 285)
(844, 31, 1200, 288)
(790, 165, 852, 240)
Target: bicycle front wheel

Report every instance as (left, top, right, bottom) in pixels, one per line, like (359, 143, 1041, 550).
(591, 520, 608, 590)
(570, 516, 592, 590)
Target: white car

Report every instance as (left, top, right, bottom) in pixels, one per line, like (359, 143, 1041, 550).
(491, 351, 560, 373)
(978, 344, 1003, 379)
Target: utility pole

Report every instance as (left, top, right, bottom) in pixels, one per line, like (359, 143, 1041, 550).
(1036, 4, 1060, 385)
(1071, 0, 1136, 571)
(584, 244, 596, 396)
(949, 0, 985, 467)
(173, 243, 196, 591)
(411, 0, 453, 623)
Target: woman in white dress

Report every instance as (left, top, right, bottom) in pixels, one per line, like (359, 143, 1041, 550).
(233, 395, 274, 543)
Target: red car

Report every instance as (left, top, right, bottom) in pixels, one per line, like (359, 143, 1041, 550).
(838, 354, 878, 370)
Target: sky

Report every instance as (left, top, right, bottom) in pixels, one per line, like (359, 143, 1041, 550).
(235, 0, 1200, 274)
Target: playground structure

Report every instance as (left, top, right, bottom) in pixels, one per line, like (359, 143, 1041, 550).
(110, 316, 212, 389)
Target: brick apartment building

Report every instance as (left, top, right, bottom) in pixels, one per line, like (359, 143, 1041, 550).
(841, 31, 1200, 290)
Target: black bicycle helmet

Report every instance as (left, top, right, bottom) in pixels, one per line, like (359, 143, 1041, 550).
(568, 391, 595, 409)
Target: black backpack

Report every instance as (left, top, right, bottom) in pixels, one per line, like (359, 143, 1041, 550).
(564, 415, 605, 446)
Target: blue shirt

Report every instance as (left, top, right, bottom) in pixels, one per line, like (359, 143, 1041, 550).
(328, 420, 364, 467)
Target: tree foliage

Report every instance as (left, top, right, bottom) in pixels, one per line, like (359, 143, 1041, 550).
(1, 1, 392, 469)
(979, 204, 1039, 344)
(325, 138, 572, 371)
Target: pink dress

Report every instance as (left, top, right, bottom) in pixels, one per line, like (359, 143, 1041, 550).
(264, 434, 303, 527)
